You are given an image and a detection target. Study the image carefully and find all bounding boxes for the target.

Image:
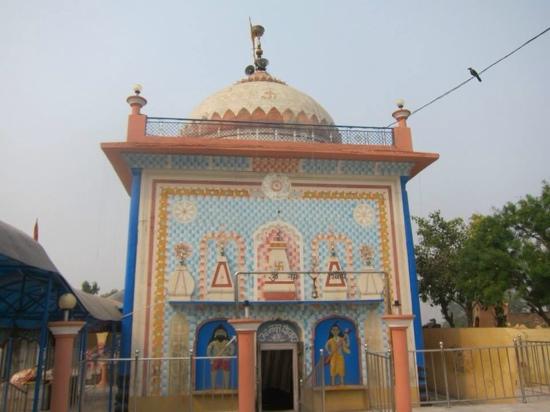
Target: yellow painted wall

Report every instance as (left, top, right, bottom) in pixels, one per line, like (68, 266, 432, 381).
(129, 394, 238, 411)
(424, 327, 550, 349)
(324, 386, 368, 412)
(422, 328, 550, 403)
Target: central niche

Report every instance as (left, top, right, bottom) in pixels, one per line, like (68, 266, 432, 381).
(253, 221, 304, 301)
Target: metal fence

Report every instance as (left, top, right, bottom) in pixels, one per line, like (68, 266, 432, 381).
(71, 353, 238, 412)
(4, 333, 548, 411)
(365, 349, 394, 411)
(300, 348, 393, 412)
(145, 117, 394, 146)
(0, 382, 28, 412)
(0, 334, 55, 412)
(409, 339, 550, 407)
(518, 338, 550, 395)
(300, 349, 326, 412)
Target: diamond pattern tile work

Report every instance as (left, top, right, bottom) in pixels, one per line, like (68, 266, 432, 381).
(252, 158, 300, 173)
(339, 160, 376, 175)
(164, 191, 384, 300)
(377, 161, 414, 175)
(154, 182, 393, 374)
(210, 156, 251, 171)
(123, 153, 168, 169)
(300, 159, 339, 174)
(122, 154, 413, 176)
(170, 155, 210, 169)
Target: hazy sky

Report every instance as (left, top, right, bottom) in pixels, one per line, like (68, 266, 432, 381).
(1, 1, 549, 320)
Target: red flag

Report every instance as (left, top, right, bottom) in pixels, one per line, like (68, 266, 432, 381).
(33, 219, 39, 241)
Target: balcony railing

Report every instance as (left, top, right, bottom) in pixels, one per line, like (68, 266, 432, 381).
(145, 117, 394, 146)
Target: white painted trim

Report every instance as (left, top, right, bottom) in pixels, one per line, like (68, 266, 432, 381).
(383, 316, 414, 329)
(48, 323, 85, 336)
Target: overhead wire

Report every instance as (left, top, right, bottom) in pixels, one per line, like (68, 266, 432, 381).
(386, 26, 550, 127)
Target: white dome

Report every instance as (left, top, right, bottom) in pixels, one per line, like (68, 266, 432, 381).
(190, 71, 334, 126)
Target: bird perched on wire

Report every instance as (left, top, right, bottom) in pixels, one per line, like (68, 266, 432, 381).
(468, 67, 482, 82)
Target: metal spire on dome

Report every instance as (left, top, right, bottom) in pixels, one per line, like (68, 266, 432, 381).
(245, 19, 269, 75)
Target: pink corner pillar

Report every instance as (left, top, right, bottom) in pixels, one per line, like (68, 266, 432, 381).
(382, 314, 414, 412)
(229, 318, 262, 412)
(48, 321, 85, 412)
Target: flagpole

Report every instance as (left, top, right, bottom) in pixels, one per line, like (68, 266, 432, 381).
(33, 219, 39, 241)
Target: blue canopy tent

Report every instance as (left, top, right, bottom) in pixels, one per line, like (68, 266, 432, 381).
(0, 220, 121, 412)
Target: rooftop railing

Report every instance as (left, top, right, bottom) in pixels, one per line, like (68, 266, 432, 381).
(145, 117, 394, 146)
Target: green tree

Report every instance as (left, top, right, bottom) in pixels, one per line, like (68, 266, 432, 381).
(500, 182, 550, 325)
(81, 280, 100, 295)
(459, 214, 518, 326)
(416, 183, 549, 328)
(414, 211, 470, 327)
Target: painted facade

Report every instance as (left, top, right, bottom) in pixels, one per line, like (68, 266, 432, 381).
(102, 26, 438, 410)
(124, 160, 418, 394)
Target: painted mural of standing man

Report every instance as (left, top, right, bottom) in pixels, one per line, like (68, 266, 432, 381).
(324, 323, 350, 385)
(206, 325, 235, 389)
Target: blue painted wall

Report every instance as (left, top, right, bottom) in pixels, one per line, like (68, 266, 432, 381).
(121, 168, 142, 360)
(400, 176, 425, 359)
(195, 319, 237, 390)
(313, 317, 360, 385)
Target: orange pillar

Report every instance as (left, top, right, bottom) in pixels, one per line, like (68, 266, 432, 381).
(382, 314, 414, 412)
(126, 92, 147, 141)
(229, 318, 262, 412)
(48, 321, 85, 412)
(392, 105, 413, 151)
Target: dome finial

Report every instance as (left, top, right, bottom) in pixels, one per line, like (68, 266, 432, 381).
(245, 19, 269, 75)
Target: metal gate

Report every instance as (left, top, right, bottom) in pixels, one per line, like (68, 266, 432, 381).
(364, 349, 394, 412)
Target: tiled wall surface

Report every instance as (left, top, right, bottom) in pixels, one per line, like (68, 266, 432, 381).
(128, 153, 410, 394)
(122, 153, 413, 176)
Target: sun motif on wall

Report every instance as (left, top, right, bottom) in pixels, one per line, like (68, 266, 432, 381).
(261, 174, 291, 199)
(172, 201, 198, 223)
(353, 203, 375, 227)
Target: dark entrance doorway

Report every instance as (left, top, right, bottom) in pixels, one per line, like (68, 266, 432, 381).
(260, 347, 295, 411)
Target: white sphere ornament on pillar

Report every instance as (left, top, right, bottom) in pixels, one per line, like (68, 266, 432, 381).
(58, 293, 77, 310)
(127, 84, 147, 113)
(133, 83, 143, 95)
(395, 98, 405, 109)
(58, 293, 77, 321)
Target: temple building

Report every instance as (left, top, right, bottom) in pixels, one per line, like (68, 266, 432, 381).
(102, 24, 438, 411)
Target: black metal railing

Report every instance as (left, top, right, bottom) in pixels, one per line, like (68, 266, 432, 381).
(145, 117, 394, 146)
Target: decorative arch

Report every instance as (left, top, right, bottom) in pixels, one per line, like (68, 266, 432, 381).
(313, 316, 361, 385)
(198, 231, 246, 301)
(311, 232, 356, 297)
(251, 107, 267, 121)
(257, 320, 302, 343)
(222, 109, 236, 121)
(194, 319, 237, 390)
(253, 220, 304, 300)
